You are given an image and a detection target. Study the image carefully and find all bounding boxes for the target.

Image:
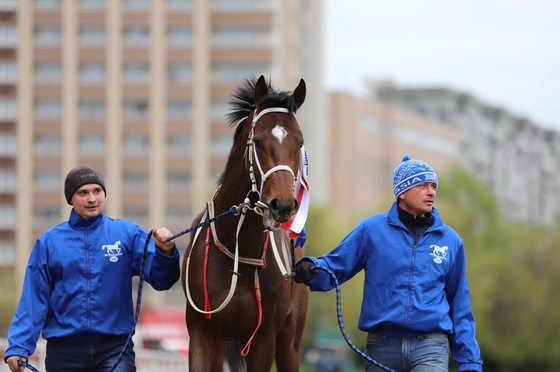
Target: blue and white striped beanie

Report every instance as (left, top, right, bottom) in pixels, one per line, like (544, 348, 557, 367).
(392, 155, 438, 199)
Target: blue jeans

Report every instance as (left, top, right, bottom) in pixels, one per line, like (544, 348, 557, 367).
(365, 332, 449, 372)
(45, 335, 136, 372)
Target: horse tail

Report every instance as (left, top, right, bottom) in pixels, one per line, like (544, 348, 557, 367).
(225, 341, 247, 372)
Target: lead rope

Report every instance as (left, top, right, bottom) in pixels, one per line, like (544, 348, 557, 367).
(311, 264, 396, 372)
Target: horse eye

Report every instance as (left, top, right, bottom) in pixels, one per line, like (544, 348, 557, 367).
(300, 141, 304, 148)
(253, 139, 263, 151)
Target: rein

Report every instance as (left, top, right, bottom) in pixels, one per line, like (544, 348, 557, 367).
(311, 264, 396, 372)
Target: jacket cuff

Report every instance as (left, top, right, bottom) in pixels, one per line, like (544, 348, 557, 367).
(4, 347, 30, 362)
(458, 362, 483, 372)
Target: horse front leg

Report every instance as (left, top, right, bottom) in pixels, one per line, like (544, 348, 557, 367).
(242, 328, 277, 372)
(188, 327, 228, 372)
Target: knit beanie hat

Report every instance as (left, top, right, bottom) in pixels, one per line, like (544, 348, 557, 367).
(392, 155, 438, 199)
(64, 166, 106, 205)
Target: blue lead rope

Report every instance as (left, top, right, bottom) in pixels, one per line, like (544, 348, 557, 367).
(312, 264, 396, 372)
(17, 360, 39, 372)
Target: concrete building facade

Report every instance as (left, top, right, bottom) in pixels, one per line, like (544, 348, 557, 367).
(328, 91, 461, 221)
(374, 84, 560, 226)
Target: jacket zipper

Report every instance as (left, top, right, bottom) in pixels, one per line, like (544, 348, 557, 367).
(404, 239, 418, 329)
(85, 227, 91, 332)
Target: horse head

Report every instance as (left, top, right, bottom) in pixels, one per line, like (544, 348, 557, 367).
(222, 75, 306, 231)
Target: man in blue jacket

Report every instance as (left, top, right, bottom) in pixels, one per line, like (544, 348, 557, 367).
(4, 166, 181, 372)
(295, 156, 483, 372)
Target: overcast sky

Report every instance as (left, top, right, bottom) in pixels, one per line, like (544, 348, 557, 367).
(323, 0, 560, 130)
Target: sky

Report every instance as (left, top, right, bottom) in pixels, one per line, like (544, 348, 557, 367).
(323, 0, 560, 130)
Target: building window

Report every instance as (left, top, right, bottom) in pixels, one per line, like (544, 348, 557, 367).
(213, 64, 266, 83)
(35, 98, 62, 119)
(168, 27, 192, 47)
(168, 63, 192, 84)
(80, 26, 105, 47)
(80, 0, 105, 10)
(212, 0, 271, 11)
(168, 100, 192, 119)
(0, 99, 17, 121)
(211, 135, 232, 156)
(124, 135, 148, 157)
(124, 100, 149, 119)
(34, 134, 61, 156)
(168, 135, 192, 156)
(35, 25, 61, 46)
(124, 63, 149, 84)
(124, 0, 149, 11)
(35, 0, 61, 10)
(213, 27, 267, 46)
(80, 99, 106, 118)
(35, 62, 62, 83)
(80, 62, 105, 83)
(80, 135, 105, 156)
(0, 26, 17, 47)
(211, 100, 230, 120)
(35, 206, 61, 225)
(0, 0, 17, 11)
(35, 170, 60, 190)
(168, 171, 191, 190)
(124, 27, 150, 47)
(168, 0, 193, 11)
(0, 135, 16, 156)
(0, 206, 16, 229)
(0, 61, 17, 84)
(166, 207, 190, 226)
(0, 170, 16, 193)
(124, 172, 148, 191)
(123, 207, 148, 227)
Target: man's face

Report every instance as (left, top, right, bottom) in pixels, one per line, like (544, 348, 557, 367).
(398, 182, 437, 216)
(70, 184, 105, 219)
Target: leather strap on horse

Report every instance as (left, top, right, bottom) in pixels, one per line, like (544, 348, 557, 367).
(241, 271, 263, 357)
(203, 227, 212, 319)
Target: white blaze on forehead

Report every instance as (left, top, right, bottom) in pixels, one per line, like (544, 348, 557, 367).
(272, 125, 288, 144)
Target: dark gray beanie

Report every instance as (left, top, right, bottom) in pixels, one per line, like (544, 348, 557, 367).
(64, 166, 106, 204)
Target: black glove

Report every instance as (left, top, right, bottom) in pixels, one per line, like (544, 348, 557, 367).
(294, 259, 318, 285)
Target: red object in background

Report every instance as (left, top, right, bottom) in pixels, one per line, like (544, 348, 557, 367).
(137, 307, 189, 356)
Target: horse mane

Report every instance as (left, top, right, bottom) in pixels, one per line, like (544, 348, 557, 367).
(225, 75, 300, 143)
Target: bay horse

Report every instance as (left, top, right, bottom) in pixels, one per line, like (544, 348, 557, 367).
(181, 75, 310, 372)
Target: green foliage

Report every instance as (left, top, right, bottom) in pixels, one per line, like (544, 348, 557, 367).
(0, 267, 17, 336)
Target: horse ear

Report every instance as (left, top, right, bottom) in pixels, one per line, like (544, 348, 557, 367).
(291, 78, 306, 110)
(254, 75, 268, 103)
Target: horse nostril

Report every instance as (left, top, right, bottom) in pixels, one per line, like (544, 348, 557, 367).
(269, 198, 281, 212)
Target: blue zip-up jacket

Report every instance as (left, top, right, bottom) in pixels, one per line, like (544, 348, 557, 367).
(304, 203, 482, 372)
(4, 210, 181, 361)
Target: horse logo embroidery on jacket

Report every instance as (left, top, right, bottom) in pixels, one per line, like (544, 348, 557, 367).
(102, 240, 122, 262)
(430, 244, 448, 264)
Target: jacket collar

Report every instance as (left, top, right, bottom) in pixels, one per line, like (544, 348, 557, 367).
(387, 202, 443, 231)
(68, 209, 105, 230)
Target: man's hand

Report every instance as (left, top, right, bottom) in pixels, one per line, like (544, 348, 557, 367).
(294, 259, 318, 285)
(153, 227, 176, 256)
(6, 355, 26, 372)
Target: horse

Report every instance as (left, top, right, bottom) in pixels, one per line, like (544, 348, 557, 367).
(181, 75, 310, 372)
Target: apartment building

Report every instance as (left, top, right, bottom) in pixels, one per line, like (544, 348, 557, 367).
(373, 84, 560, 226)
(329, 91, 460, 221)
(4, 0, 326, 304)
